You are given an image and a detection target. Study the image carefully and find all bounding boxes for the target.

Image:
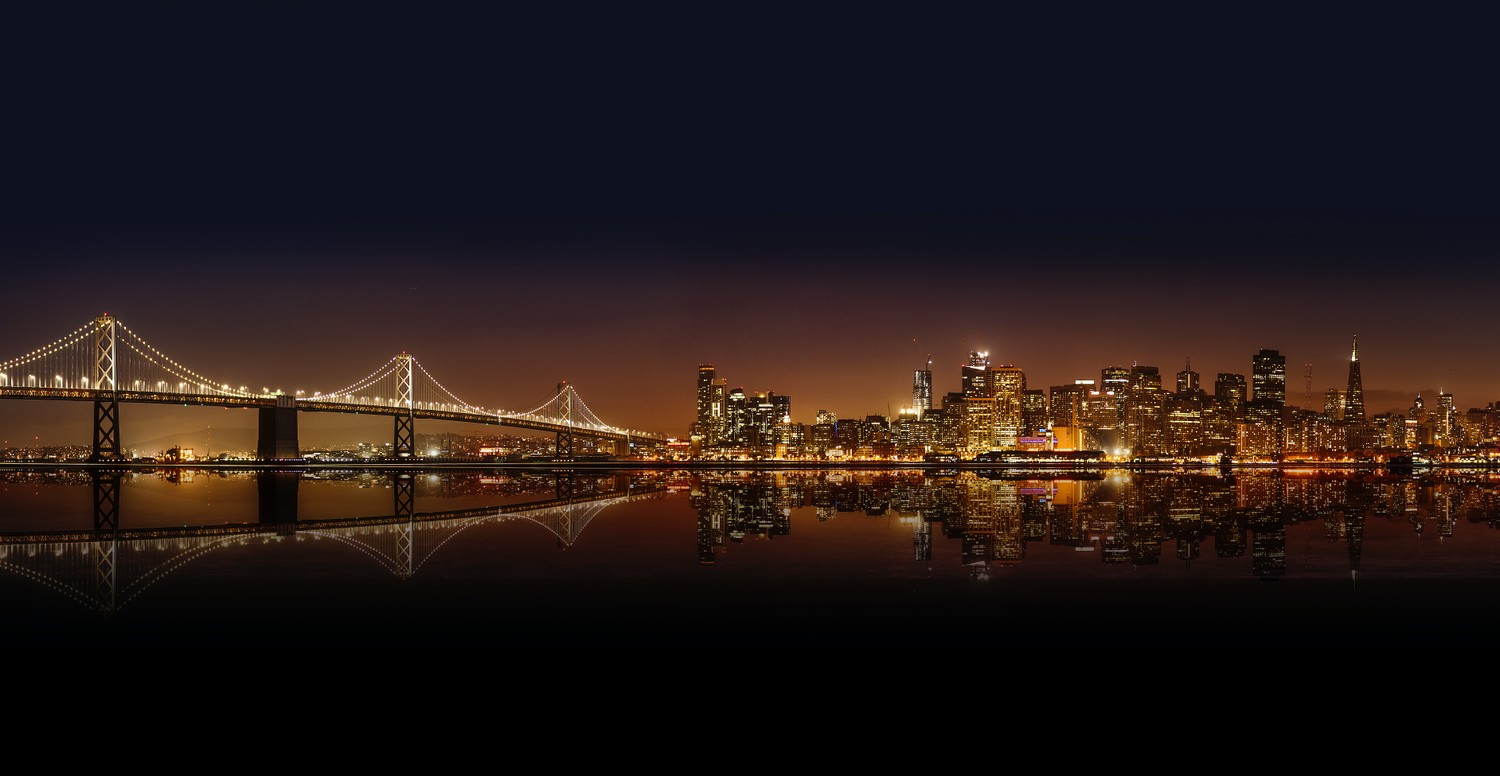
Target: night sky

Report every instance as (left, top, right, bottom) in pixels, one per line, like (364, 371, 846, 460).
(3, 1, 1498, 449)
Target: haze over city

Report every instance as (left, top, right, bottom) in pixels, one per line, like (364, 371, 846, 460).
(2, 2, 1496, 450)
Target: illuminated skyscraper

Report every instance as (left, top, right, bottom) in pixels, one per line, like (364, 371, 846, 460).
(695, 365, 728, 445)
(1124, 371, 1167, 457)
(725, 387, 748, 442)
(963, 397, 995, 457)
(990, 365, 1025, 449)
(1251, 349, 1286, 405)
(1048, 382, 1090, 436)
(696, 364, 716, 428)
(1342, 337, 1365, 422)
(913, 358, 933, 414)
(1166, 392, 1204, 455)
(1437, 390, 1457, 446)
(960, 353, 995, 456)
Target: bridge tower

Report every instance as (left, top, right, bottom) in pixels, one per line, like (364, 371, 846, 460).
(91, 314, 122, 461)
(257, 395, 300, 460)
(395, 353, 416, 458)
(554, 381, 574, 460)
(394, 474, 415, 578)
(92, 469, 121, 531)
(257, 470, 300, 535)
(91, 469, 120, 612)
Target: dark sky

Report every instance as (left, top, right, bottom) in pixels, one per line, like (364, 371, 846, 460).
(2, 1, 1498, 447)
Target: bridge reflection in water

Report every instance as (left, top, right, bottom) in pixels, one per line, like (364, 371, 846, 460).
(0, 468, 661, 615)
(3, 468, 1500, 646)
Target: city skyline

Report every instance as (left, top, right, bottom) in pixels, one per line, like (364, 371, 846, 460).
(0, 316, 1489, 452)
(2, 2, 1497, 444)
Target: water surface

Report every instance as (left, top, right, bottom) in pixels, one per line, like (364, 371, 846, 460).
(3, 467, 1498, 647)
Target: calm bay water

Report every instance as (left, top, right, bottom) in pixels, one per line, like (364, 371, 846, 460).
(3, 466, 1500, 647)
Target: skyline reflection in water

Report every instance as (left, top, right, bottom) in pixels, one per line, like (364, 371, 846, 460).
(2, 467, 1498, 647)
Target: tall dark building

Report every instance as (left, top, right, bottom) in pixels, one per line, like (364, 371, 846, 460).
(962, 352, 991, 397)
(1251, 349, 1287, 406)
(1048, 382, 1090, 430)
(1176, 358, 1199, 395)
(1129, 365, 1162, 391)
(1021, 389, 1047, 437)
(696, 365, 716, 428)
(1342, 337, 1365, 422)
(1215, 373, 1247, 408)
(1100, 366, 1130, 396)
(913, 358, 933, 414)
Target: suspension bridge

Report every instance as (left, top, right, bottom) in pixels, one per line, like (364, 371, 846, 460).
(0, 314, 664, 461)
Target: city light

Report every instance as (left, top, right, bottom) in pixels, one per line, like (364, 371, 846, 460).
(0, 314, 1487, 465)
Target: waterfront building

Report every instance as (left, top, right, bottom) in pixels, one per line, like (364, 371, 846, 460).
(991, 365, 1025, 450)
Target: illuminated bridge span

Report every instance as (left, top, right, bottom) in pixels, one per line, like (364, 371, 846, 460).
(0, 479, 666, 614)
(0, 315, 664, 460)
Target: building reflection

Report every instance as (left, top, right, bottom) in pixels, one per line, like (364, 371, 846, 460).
(3, 467, 1500, 620)
(684, 468, 1500, 580)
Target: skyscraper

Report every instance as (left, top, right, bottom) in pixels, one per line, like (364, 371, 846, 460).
(1324, 388, 1344, 419)
(1342, 337, 1365, 422)
(696, 364, 716, 429)
(1129, 365, 1162, 391)
(725, 387, 748, 443)
(990, 365, 1025, 449)
(913, 357, 933, 414)
(1437, 390, 1457, 446)
(1251, 349, 1287, 405)
(1214, 373, 1247, 412)
(1100, 366, 1130, 397)
(962, 352, 991, 397)
(1176, 358, 1199, 395)
(695, 364, 727, 445)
